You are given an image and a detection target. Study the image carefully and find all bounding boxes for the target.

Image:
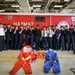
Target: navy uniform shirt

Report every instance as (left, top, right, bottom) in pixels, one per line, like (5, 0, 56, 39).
(60, 30, 65, 37)
(54, 29, 60, 38)
(64, 29, 70, 41)
(35, 28, 41, 37)
(14, 30, 19, 38)
(64, 29, 70, 37)
(19, 28, 24, 37)
(30, 30, 34, 37)
(73, 29, 75, 37)
(69, 28, 74, 36)
(24, 29, 30, 37)
(10, 29, 14, 38)
(6, 28, 10, 36)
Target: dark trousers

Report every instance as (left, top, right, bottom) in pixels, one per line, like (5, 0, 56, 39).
(25, 36, 29, 45)
(65, 37, 70, 50)
(48, 37, 52, 49)
(30, 35, 34, 48)
(6, 35, 10, 49)
(35, 36, 40, 50)
(42, 37, 48, 50)
(19, 36, 23, 50)
(70, 35, 75, 50)
(11, 35, 14, 50)
(54, 37, 60, 50)
(14, 36, 18, 50)
(60, 36, 65, 50)
(0, 36, 4, 51)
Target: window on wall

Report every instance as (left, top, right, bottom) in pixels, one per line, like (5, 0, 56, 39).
(35, 16, 45, 22)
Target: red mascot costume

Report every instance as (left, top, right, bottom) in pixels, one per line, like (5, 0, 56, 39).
(9, 45, 37, 75)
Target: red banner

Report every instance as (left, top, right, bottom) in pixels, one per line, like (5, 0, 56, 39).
(51, 16, 75, 28)
(0, 15, 75, 29)
(0, 15, 50, 29)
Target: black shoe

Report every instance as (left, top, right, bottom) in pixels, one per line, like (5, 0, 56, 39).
(0, 50, 2, 52)
(36, 49, 39, 51)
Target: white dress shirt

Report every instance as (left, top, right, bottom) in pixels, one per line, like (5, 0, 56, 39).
(0, 28, 5, 36)
(48, 30, 54, 37)
(41, 30, 48, 37)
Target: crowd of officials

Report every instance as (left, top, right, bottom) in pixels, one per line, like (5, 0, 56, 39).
(0, 23, 75, 51)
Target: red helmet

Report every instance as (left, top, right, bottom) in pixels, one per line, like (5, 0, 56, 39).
(22, 45, 32, 53)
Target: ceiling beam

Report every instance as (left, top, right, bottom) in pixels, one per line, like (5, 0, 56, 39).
(44, 0, 52, 12)
(17, 0, 31, 13)
(0, 1, 18, 4)
(58, 0, 74, 13)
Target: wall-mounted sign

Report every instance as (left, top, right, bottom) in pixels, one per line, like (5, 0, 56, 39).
(8, 15, 12, 20)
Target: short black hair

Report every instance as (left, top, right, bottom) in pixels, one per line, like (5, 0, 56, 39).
(7, 24, 10, 25)
(65, 25, 68, 27)
(0, 23, 2, 25)
(3, 24, 6, 25)
(26, 25, 29, 26)
(36, 24, 39, 27)
(20, 25, 23, 26)
(43, 26, 46, 28)
(60, 26, 63, 27)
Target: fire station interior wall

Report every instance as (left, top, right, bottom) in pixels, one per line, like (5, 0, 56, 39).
(51, 16, 75, 27)
(0, 14, 75, 29)
(0, 15, 50, 29)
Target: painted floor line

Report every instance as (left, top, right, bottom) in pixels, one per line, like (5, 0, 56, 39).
(0, 56, 75, 59)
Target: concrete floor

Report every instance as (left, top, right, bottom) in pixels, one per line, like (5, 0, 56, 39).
(0, 50, 75, 75)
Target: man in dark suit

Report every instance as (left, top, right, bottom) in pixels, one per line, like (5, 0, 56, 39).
(60, 26, 65, 50)
(69, 25, 75, 50)
(64, 26, 70, 50)
(14, 26, 19, 50)
(0, 23, 5, 51)
(30, 26, 35, 48)
(54, 26, 61, 50)
(10, 25, 14, 50)
(35, 25, 41, 50)
(18, 25, 24, 50)
(6, 24, 11, 50)
(24, 25, 30, 45)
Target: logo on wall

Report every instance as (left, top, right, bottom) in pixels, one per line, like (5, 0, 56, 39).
(8, 15, 12, 20)
(71, 16, 75, 22)
(57, 21, 69, 29)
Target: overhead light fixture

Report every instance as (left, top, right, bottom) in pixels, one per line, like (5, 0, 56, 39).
(33, 10, 36, 11)
(16, 10, 19, 11)
(64, 0, 69, 1)
(30, 7, 33, 10)
(5, 0, 15, 1)
(32, 0, 42, 1)
(0, 10, 5, 12)
(33, 5, 41, 7)
(54, 5, 63, 8)
(11, 5, 20, 7)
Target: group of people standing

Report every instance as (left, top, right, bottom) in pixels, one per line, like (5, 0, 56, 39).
(0, 23, 75, 51)
(41, 25, 75, 51)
